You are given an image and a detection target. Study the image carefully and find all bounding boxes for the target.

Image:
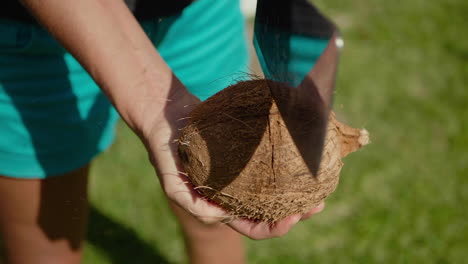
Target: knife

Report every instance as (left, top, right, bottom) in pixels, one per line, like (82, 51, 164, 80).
(253, 0, 342, 176)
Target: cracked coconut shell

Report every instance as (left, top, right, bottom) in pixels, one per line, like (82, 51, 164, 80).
(178, 79, 369, 222)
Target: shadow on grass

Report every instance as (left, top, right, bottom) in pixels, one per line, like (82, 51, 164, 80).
(87, 205, 169, 264)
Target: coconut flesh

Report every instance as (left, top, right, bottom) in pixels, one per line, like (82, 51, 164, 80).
(178, 79, 369, 223)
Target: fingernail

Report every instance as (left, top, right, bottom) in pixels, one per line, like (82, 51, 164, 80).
(315, 202, 325, 211)
(291, 214, 302, 225)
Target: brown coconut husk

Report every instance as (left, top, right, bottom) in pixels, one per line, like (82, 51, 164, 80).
(178, 79, 369, 223)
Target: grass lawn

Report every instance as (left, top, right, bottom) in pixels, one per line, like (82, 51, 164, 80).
(84, 0, 468, 263)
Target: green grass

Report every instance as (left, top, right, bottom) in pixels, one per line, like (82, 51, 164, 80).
(84, 0, 468, 263)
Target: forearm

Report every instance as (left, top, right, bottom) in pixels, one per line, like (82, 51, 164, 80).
(20, 0, 183, 134)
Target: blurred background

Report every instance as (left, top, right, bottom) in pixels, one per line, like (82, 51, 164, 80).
(83, 0, 467, 263)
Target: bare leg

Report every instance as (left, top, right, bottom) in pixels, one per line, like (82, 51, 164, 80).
(170, 203, 245, 264)
(0, 165, 89, 264)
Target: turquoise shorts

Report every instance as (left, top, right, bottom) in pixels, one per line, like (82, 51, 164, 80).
(0, 0, 249, 178)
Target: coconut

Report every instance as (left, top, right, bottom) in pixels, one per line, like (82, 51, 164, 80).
(178, 79, 369, 222)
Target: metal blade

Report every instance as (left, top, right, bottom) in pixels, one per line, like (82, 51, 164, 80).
(253, 0, 341, 176)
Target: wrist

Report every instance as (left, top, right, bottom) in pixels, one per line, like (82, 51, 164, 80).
(120, 71, 198, 142)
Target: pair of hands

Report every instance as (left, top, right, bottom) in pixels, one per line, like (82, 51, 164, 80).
(19, 0, 324, 240)
(139, 79, 325, 240)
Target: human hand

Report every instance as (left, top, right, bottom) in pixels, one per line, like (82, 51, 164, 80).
(140, 78, 325, 240)
(19, 0, 325, 239)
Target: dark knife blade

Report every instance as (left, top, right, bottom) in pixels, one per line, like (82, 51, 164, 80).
(253, 0, 342, 176)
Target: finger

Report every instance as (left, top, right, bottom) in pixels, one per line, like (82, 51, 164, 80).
(228, 214, 301, 240)
(160, 169, 230, 224)
(168, 199, 232, 226)
(269, 214, 302, 237)
(300, 202, 325, 221)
